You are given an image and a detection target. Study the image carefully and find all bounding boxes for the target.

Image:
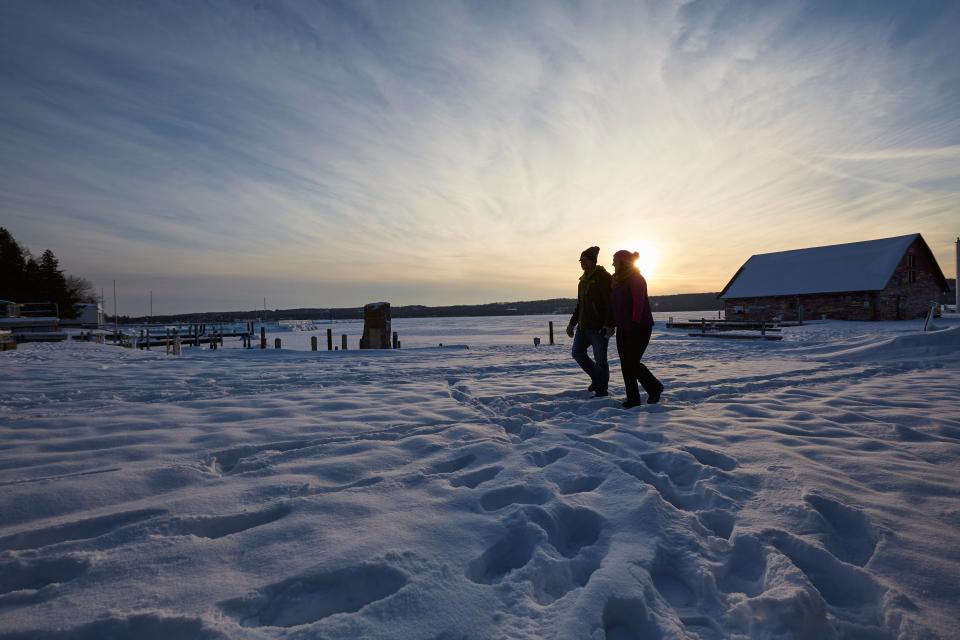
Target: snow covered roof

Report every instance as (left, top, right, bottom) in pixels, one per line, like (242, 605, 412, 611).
(719, 234, 943, 299)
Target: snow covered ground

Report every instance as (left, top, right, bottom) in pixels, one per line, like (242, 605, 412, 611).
(1, 314, 959, 639)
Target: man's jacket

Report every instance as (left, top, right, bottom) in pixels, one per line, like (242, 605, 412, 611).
(570, 266, 614, 331)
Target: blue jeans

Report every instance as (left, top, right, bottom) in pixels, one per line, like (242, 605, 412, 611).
(572, 327, 610, 391)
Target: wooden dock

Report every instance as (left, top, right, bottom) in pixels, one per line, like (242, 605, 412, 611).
(687, 332, 783, 341)
(668, 317, 792, 341)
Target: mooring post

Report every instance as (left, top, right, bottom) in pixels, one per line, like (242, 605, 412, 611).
(173, 328, 180, 355)
(165, 329, 170, 354)
(397, 340, 401, 349)
(392, 331, 399, 349)
(549, 321, 554, 345)
(260, 326, 266, 349)
(274, 337, 281, 349)
(327, 328, 333, 351)
(311, 336, 318, 351)
(534, 337, 541, 347)
(341, 334, 347, 350)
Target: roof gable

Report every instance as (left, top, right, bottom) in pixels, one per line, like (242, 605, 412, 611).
(719, 234, 929, 299)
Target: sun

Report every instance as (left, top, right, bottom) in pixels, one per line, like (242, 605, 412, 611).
(622, 238, 660, 279)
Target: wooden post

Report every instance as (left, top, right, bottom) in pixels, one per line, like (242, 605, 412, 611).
(327, 328, 333, 351)
(274, 337, 281, 349)
(260, 327, 266, 349)
(165, 329, 170, 354)
(173, 328, 180, 355)
(341, 334, 347, 350)
(311, 336, 318, 351)
(548, 321, 554, 345)
(392, 331, 399, 349)
(534, 337, 541, 347)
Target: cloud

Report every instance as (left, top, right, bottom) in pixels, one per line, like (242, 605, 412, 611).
(1, 0, 957, 312)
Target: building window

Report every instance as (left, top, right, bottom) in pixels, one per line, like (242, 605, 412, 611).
(908, 271, 917, 283)
(906, 254, 916, 267)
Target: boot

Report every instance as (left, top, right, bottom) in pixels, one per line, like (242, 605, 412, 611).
(647, 382, 664, 404)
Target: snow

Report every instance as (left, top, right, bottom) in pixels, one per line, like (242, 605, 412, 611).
(1, 314, 959, 639)
(719, 234, 926, 298)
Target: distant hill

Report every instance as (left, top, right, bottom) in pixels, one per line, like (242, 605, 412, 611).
(116, 292, 723, 323)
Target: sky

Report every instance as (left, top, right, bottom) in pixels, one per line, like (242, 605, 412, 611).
(1, 0, 958, 315)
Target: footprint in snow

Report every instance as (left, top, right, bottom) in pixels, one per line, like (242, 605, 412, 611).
(802, 494, 879, 567)
(762, 528, 884, 610)
(449, 465, 501, 489)
(0, 508, 166, 552)
(0, 556, 90, 595)
(713, 534, 767, 598)
(465, 523, 541, 584)
(525, 447, 568, 468)
(219, 563, 408, 628)
(523, 503, 603, 559)
(160, 503, 291, 540)
(602, 597, 663, 640)
(425, 453, 476, 475)
(479, 485, 551, 511)
(555, 474, 605, 495)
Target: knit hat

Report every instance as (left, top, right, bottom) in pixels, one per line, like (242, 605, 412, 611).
(580, 246, 600, 262)
(613, 249, 639, 263)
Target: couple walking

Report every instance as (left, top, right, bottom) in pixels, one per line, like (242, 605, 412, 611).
(565, 246, 663, 409)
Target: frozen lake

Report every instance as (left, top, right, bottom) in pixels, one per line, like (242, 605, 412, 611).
(1, 315, 959, 638)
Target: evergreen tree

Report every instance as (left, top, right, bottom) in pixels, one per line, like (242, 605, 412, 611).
(37, 249, 72, 316)
(0, 229, 90, 318)
(0, 227, 27, 301)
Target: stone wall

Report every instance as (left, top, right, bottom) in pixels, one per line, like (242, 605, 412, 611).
(723, 238, 945, 321)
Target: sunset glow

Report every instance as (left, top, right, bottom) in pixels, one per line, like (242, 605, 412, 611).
(0, 2, 957, 313)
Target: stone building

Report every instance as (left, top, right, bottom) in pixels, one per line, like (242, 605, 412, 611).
(719, 234, 949, 321)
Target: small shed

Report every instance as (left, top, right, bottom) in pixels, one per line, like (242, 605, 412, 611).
(719, 234, 949, 321)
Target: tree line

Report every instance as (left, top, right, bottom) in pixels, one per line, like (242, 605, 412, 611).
(116, 293, 723, 324)
(0, 227, 97, 318)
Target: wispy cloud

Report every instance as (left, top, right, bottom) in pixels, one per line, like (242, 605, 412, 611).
(1, 0, 957, 312)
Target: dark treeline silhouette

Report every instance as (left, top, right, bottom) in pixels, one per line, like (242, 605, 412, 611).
(115, 293, 723, 324)
(0, 227, 97, 318)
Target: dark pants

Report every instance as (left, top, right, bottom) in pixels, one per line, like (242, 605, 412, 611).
(572, 327, 609, 392)
(616, 324, 662, 402)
